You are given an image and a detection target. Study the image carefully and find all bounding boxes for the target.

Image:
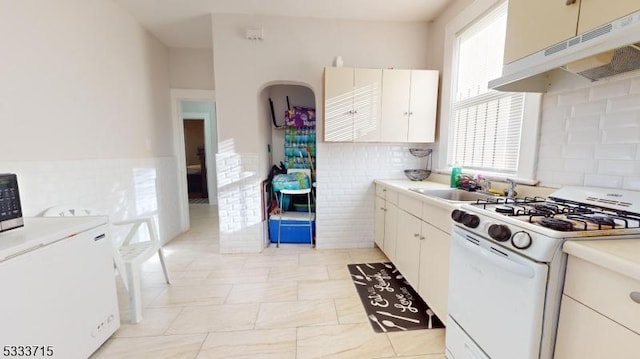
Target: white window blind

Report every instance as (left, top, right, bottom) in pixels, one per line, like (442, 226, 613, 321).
(450, 2, 525, 173)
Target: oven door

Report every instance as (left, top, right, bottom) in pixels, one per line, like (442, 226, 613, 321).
(447, 226, 548, 359)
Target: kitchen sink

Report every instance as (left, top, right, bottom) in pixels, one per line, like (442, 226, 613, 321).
(409, 188, 497, 202)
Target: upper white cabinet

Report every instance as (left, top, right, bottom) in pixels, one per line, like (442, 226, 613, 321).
(324, 67, 438, 143)
(504, 0, 640, 64)
(380, 69, 439, 143)
(324, 67, 382, 142)
(503, 0, 580, 65)
(578, 0, 640, 33)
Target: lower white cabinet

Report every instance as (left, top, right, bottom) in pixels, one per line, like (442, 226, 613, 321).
(374, 185, 398, 261)
(374, 184, 452, 321)
(395, 210, 422, 286)
(384, 203, 398, 262)
(374, 196, 386, 249)
(554, 255, 640, 359)
(555, 295, 640, 359)
(418, 221, 450, 321)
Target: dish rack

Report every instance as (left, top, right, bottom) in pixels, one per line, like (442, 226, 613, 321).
(404, 148, 433, 181)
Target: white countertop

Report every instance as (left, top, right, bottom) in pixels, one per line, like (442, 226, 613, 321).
(373, 179, 460, 211)
(0, 216, 108, 262)
(563, 239, 640, 281)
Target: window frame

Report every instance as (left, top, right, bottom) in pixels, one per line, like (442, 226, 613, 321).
(437, 0, 542, 184)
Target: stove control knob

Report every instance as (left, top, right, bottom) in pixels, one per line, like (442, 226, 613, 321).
(511, 231, 532, 250)
(462, 213, 480, 228)
(451, 209, 466, 223)
(488, 224, 511, 242)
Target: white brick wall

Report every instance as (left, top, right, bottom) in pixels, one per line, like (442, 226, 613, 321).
(216, 152, 264, 253)
(1, 157, 183, 244)
(315, 142, 431, 249)
(537, 74, 640, 190)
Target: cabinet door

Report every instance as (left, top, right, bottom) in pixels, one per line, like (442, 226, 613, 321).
(324, 67, 354, 142)
(384, 203, 398, 261)
(503, 0, 580, 64)
(418, 222, 450, 321)
(353, 68, 383, 142)
(407, 70, 439, 143)
(395, 210, 422, 287)
(554, 295, 640, 359)
(380, 69, 411, 142)
(374, 196, 386, 249)
(578, 0, 640, 34)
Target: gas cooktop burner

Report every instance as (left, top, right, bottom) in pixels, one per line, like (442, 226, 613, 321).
(495, 205, 514, 214)
(533, 204, 560, 214)
(567, 213, 617, 228)
(539, 217, 574, 231)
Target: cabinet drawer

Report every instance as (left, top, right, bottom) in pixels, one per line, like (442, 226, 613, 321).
(398, 194, 421, 218)
(422, 203, 453, 234)
(554, 295, 640, 359)
(563, 255, 640, 334)
(375, 185, 398, 205)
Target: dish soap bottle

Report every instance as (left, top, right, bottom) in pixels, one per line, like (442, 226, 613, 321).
(450, 164, 462, 188)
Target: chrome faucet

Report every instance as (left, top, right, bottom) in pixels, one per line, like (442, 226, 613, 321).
(505, 178, 517, 198)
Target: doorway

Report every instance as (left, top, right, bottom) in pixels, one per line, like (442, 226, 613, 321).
(183, 119, 208, 203)
(170, 89, 216, 233)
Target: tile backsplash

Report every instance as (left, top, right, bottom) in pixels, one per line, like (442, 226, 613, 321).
(537, 74, 640, 190)
(316, 142, 431, 249)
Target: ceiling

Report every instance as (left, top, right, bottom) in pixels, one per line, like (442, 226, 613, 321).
(114, 0, 452, 48)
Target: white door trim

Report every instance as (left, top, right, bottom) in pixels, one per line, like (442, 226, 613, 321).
(170, 89, 215, 233)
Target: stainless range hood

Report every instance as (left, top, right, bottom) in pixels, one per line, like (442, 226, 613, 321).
(489, 10, 640, 93)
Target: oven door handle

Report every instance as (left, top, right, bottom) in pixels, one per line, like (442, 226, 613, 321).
(454, 235, 536, 279)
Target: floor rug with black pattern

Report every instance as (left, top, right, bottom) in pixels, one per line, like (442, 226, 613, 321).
(347, 262, 445, 333)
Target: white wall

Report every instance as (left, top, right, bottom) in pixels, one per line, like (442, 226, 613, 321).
(211, 14, 433, 251)
(427, 0, 474, 71)
(169, 47, 215, 90)
(0, 0, 182, 243)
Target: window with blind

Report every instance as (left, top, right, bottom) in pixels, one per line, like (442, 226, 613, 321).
(450, 2, 525, 174)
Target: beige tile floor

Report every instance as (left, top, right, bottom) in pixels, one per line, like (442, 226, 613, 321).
(91, 205, 447, 359)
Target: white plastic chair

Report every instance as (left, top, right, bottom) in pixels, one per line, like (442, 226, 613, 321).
(276, 169, 314, 248)
(43, 206, 170, 324)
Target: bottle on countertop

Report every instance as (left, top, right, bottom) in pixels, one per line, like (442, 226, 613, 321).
(450, 164, 462, 188)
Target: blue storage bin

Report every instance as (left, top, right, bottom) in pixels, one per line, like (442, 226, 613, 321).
(269, 212, 315, 243)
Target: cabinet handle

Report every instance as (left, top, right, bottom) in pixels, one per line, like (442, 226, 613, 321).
(409, 111, 414, 115)
(414, 233, 420, 238)
(420, 236, 425, 240)
(382, 189, 386, 192)
(565, 0, 576, 5)
(404, 112, 409, 116)
(380, 207, 387, 211)
(353, 110, 358, 114)
(631, 292, 640, 304)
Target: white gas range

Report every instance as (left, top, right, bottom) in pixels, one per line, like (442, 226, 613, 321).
(445, 186, 640, 359)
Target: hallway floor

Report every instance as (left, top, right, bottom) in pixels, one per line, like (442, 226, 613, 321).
(92, 204, 446, 358)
